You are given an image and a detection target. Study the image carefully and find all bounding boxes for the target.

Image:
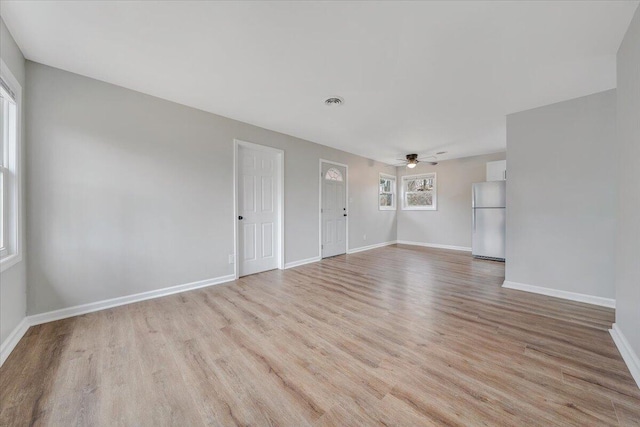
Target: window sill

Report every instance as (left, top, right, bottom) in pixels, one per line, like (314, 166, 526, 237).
(379, 206, 396, 211)
(1, 253, 22, 273)
(401, 207, 438, 211)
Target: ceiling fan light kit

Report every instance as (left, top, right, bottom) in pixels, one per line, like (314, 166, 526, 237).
(397, 153, 437, 168)
(406, 153, 419, 168)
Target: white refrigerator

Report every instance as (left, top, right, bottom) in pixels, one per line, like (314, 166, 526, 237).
(472, 181, 506, 261)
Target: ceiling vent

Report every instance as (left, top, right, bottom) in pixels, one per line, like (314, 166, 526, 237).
(324, 96, 344, 106)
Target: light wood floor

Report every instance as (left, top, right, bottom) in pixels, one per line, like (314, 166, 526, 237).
(1, 244, 639, 426)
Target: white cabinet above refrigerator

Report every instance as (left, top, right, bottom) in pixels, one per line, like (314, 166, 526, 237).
(486, 160, 507, 181)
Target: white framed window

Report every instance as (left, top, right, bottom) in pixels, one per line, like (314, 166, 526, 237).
(0, 59, 22, 272)
(402, 173, 437, 211)
(379, 173, 396, 210)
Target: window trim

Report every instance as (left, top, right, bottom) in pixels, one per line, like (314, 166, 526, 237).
(378, 173, 396, 211)
(401, 172, 437, 211)
(0, 59, 23, 272)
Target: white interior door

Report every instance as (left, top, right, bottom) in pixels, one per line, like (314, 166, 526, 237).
(238, 145, 280, 276)
(321, 163, 347, 258)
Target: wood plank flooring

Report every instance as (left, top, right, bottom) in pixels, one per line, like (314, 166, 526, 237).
(1, 244, 639, 426)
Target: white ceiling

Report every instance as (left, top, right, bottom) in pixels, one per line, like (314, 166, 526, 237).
(2, 1, 638, 164)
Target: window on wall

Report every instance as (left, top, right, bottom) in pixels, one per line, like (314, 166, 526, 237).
(325, 167, 343, 181)
(379, 173, 396, 210)
(402, 173, 437, 210)
(0, 61, 22, 271)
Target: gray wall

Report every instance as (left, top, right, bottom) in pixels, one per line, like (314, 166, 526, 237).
(615, 6, 640, 360)
(397, 152, 505, 249)
(0, 17, 27, 346)
(505, 89, 617, 299)
(25, 61, 396, 315)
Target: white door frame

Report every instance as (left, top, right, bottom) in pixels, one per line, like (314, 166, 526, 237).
(318, 159, 349, 258)
(233, 139, 285, 279)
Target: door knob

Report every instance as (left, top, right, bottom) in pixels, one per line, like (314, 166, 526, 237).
(238, 216, 243, 220)
(343, 214, 347, 217)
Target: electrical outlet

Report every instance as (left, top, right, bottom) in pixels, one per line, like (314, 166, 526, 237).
(228, 254, 235, 264)
(363, 234, 367, 241)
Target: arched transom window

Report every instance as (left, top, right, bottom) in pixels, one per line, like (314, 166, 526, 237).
(325, 167, 343, 181)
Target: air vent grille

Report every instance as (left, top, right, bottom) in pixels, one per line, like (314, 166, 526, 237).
(324, 97, 344, 106)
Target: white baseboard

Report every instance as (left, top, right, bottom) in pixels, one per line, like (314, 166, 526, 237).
(0, 317, 30, 367)
(347, 241, 397, 254)
(284, 256, 321, 269)
(285, 241, 399, 267)
(610, 323, 640, 389)
(27, 274, 237, 326)
(502, 280, 616, 308)
(396, 240, 472, 252)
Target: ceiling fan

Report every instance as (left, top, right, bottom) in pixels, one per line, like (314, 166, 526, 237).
(394, 154, 438, 168)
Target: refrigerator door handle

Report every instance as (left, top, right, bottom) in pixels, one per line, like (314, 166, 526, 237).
(472, 185, 475, 208)
(472, 208, 476, 231)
